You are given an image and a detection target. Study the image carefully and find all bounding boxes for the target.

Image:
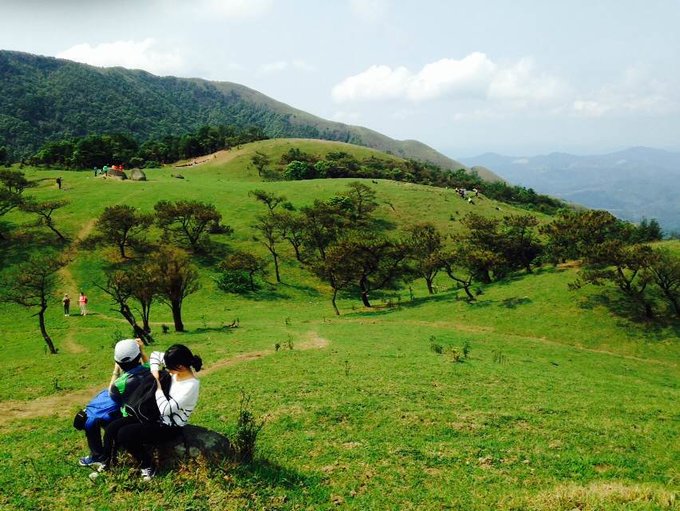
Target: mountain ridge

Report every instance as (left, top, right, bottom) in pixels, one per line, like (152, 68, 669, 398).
(0, 50, 502, 181)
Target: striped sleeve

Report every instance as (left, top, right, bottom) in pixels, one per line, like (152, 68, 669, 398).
(149, 351, 165, 373)
(155, 378, 200, 427)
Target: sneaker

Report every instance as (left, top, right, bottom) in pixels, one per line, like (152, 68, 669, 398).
(79, 455, 104, 467)
(140, 466, 156, 481)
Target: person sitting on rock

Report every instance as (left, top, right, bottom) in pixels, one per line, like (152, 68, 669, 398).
(95, 344, 202, 482)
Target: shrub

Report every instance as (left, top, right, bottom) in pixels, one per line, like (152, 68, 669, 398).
(232, 392, 265, 463)
(215, 270, 252, 294)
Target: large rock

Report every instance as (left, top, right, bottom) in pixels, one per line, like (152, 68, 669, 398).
(153, 425, 235, 467)
(129, 168, 147, 181)
(108, 169, 127, 180)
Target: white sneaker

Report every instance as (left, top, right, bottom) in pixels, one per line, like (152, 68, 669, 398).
(140, 467, 156, 481)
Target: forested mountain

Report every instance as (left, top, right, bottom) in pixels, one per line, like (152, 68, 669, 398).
(465, 147, 680, 234)
(0, 50, 494, 178)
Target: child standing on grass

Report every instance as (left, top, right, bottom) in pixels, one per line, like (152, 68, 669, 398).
(62, 293, 70, 316)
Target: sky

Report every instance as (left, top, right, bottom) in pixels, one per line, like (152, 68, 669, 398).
(1, 0, 679, 158)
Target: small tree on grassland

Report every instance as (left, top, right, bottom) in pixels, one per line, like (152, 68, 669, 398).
(152, 246, 200, 332)
(0, 253, 66, 354)
(20, 198, 70, 243)
(154, 200, 223, 253)
(95, 205, 153, 258)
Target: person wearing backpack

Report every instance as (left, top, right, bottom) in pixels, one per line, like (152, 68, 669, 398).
(94, 344, 202, 481)
(76, 338, 149, 467)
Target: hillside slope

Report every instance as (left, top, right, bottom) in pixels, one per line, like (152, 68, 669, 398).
(0, 50, 502, 179)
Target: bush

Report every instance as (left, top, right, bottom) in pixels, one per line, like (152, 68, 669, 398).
(232, 392, 265, 463)
(215, 270, 252, 294)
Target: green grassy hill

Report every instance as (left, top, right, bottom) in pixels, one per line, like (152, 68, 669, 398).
(0, 140, 677, 510)
(0, 50, 506, 181)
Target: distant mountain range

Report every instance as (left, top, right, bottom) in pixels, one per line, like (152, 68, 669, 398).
(0, 50, 503, 180)
(463, 147, 680, 233)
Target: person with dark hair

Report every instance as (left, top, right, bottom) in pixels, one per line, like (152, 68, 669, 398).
(93, 344, 202, 481)
(77, 338, 149, 467)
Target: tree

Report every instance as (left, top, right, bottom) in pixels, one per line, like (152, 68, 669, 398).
(649, 248, 680, 318)
(343, 181, 378, 223)
(500, 214, 542, 273)
(250, 151, 271, 177)
(276, 211, 306, 262)
(97, 269, 154, 344)
(154, 200, 223, 252)
(219, 250, 268, 291)
(1, 253, 66, 354)
(249, 189, 289, 214)
(95, 205, 153, 258)
(458, 213, 504, 283)
(127, 262, 160, 334)
(299, 199, 351, 261)
(0, 169, 30, 239)
(252, 214, 283, 283)
(573, 241, 656, 319)
(404, 222, 444, 294)
(153, 247, 201, 332)
(20, 198, 69, 242)
(323, 232, 409, 308)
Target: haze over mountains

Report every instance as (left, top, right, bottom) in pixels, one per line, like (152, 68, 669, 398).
(464, 147, 680, 234)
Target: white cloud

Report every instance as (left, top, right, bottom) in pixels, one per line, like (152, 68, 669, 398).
(349, 0, 388, 22)
(332, 52, 565, 106)
(571, 67, 679, 118)
(258, 59, 314, 74)
(57, 39, 185, 76)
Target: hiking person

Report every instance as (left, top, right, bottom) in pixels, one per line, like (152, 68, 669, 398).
(79, 291, 88, 315)
(77, 339, 149, 467)
(62, 293, 70, 316)
(56, 177, 62, 189)
(94, 344, 202, 481)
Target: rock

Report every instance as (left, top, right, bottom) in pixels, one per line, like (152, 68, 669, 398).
(108, 169, 127, 180)
(153, 425, 235, 467)
(129, 168, 147, 181)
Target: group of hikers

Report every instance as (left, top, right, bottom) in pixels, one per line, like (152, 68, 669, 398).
(75, 338, 202, 482)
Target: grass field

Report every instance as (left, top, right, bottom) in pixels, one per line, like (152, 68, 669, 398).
(0, 140, 678, 510)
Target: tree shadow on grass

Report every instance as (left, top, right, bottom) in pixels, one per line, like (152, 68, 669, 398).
(0, 229, 69, 269)
(578, 290, 680, 338)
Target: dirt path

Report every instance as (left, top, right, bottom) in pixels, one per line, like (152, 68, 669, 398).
(0, 332, 330, 427)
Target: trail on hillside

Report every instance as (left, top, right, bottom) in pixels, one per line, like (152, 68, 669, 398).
(57, 219, 98, 354)
(344, 317, 678, 368)
(0, 332, 330, 427)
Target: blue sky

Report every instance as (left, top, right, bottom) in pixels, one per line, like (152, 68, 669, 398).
(1, 0, 679, 157)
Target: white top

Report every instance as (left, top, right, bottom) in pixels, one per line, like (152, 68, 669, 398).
(150, 351, 200, 427)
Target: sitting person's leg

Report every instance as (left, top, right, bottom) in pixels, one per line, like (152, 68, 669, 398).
(100, 415, 139, 466)
(116, 422, 182, 473)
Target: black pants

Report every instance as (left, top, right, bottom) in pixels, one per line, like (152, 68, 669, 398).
(85, 411, 121, 459)
(103, 416, 182, 468)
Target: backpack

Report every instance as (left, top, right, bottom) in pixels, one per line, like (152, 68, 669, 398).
(73, 389, 120, 431)
(123, 370, 172, 424)
(109, 364, 150, 404)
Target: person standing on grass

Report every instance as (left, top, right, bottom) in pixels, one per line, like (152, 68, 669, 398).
(79, 291, 88, 315)
(62, 293, 70, 316)
(94, 344, 202, 482)
(77, 339, 150, 467)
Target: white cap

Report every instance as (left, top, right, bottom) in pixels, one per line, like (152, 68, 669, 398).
(114, 339, 140, 364)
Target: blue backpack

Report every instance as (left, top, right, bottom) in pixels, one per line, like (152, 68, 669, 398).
(82, 389, 120, 431)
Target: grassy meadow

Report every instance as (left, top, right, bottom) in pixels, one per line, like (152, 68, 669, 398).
(0, 140, 678, 510)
